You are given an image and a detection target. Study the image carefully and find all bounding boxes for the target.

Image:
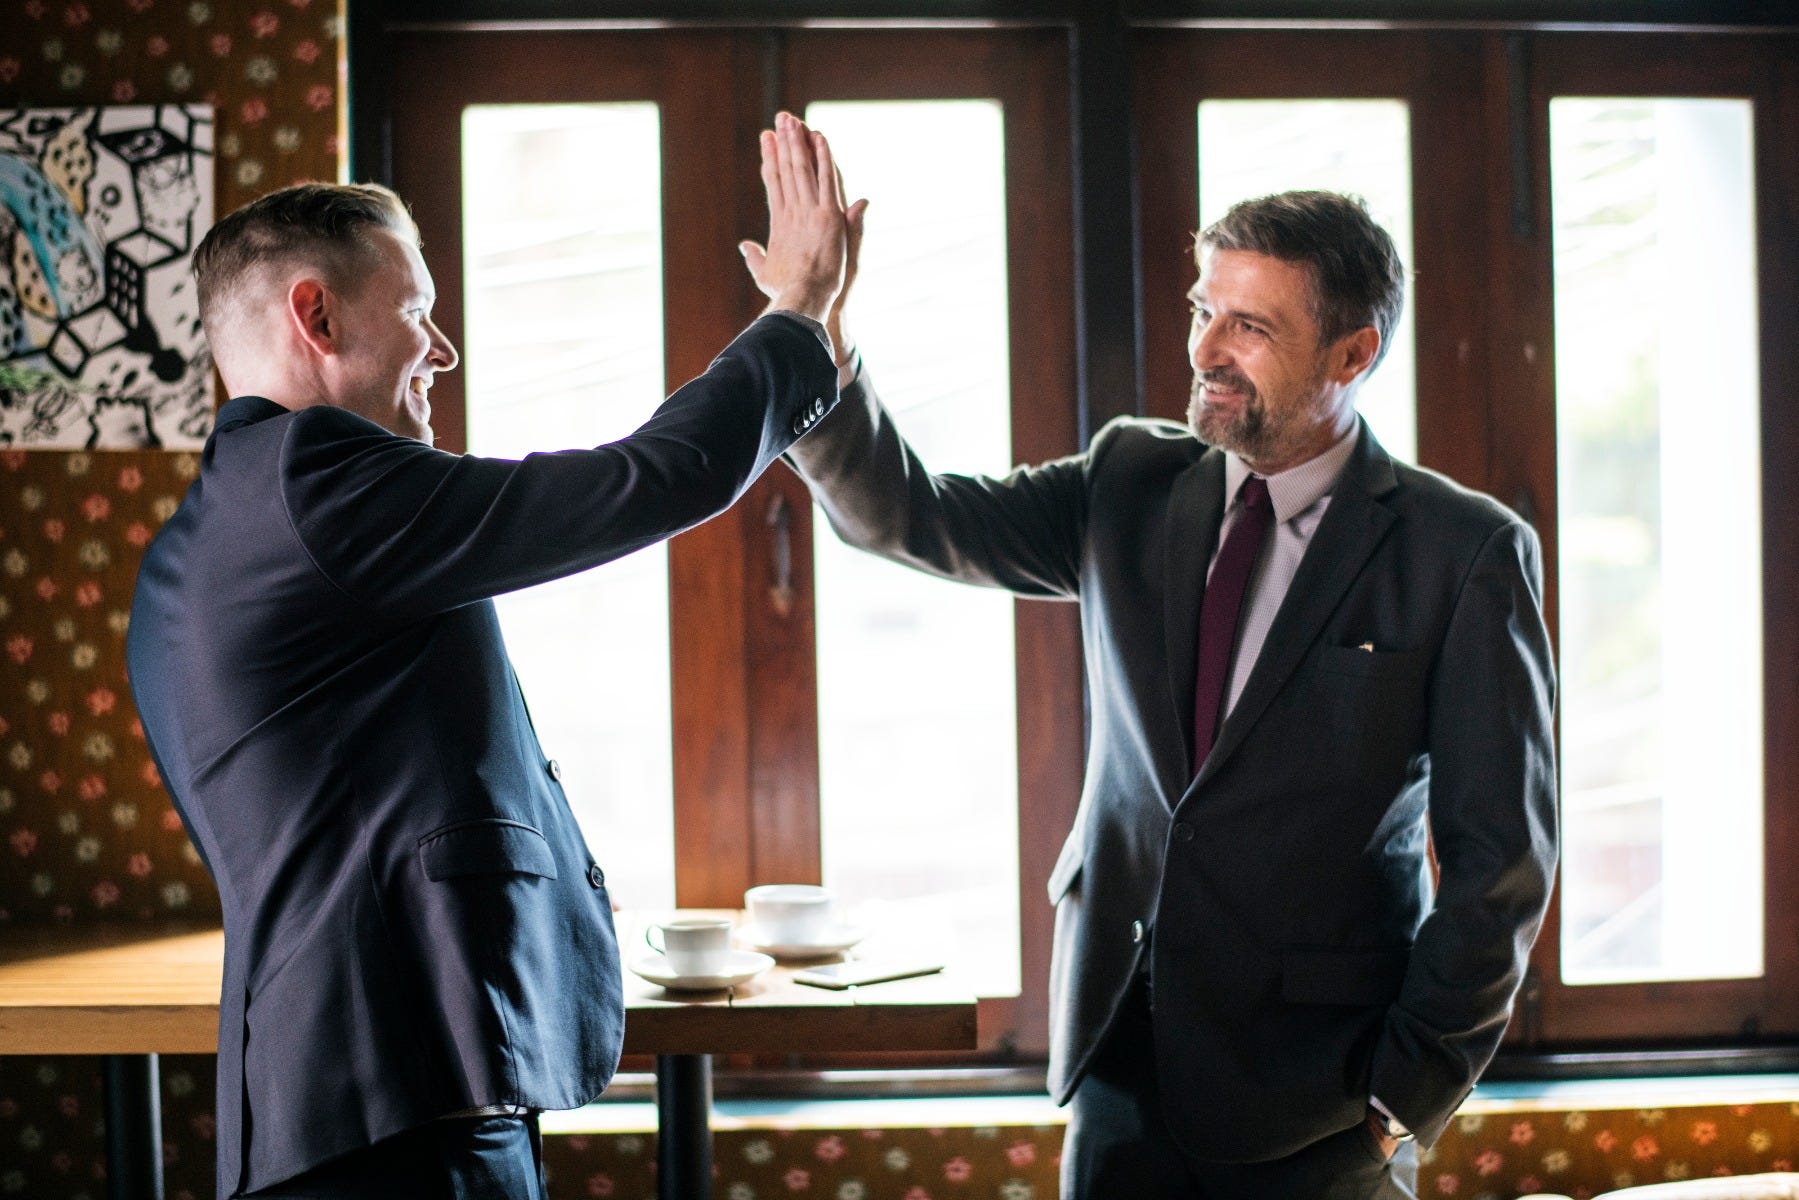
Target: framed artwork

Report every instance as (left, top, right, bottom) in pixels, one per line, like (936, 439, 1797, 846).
(0, 104, 214, 449)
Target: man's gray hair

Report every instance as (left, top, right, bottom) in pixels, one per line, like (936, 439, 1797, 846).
(1199, 190, 1406, 370)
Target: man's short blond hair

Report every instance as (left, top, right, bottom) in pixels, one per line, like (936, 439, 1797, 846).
(193, 182, 418, 340)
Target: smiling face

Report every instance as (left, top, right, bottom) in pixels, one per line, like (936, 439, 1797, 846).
(322, 228, 457, 443)
(1185, 246, 1372, 475)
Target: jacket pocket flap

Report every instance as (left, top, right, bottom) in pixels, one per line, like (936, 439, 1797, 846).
(420, 819, 558, 882)
(1316, 644, 1427, 680)
(1281, 945, 1409, 1006)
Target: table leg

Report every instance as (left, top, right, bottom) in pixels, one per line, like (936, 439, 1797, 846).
(655, 1052, 713, 1200)
(102, 1052, 164, 1200)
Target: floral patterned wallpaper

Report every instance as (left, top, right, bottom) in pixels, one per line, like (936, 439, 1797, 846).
(0, 0, 342, 926)
(1, 0, 341, 205)
(1423, 1102, 1799, 1198)
(0, 450, 212, 921)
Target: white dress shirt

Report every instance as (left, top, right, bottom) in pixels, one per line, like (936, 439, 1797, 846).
(1203, 421, 1410, 1139)
(1207, 424, 1361, 723)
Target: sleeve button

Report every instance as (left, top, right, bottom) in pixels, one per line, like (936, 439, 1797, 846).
(1131, 919, 1145, 944)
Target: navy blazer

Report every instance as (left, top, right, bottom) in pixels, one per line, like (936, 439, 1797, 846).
(788, 372, 1557, 1161)
(127, 314, 838, 1196)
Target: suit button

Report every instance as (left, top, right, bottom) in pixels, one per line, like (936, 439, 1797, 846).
(1173, 822, 1194, 843)
(792, 418, 807, 436)
(1131, 919, 1145, 944)
(546, 759, 562, 782)
(813, 397, 826, 416)
(588, 863, 605, 889)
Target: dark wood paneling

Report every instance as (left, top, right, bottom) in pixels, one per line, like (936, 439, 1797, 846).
(374, 0, 1799, 28)
(1075, 0, 1147, 435)
(1489, 27, 1565, 1048)
(1131, 33, 1201, 427)
(1759, 34, 1799, 1037)
(1409, 35, 1493, 491)
(736, 34, 826, 893)
(742, 474, 826, 889)
(662, 36, 771, 908)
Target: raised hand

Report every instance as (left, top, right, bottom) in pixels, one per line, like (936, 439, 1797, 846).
(826, 160, 868, 369)
(738, 112, 852, 326)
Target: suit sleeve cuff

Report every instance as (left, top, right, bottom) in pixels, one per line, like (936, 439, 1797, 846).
(762, 310, 836, 362)
(1370, 1095, 1412, 1137)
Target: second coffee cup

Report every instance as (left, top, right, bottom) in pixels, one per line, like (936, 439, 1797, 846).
(744, 884, 834, 946)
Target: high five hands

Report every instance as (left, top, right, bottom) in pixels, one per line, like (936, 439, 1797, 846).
(740, 112, 869, 361)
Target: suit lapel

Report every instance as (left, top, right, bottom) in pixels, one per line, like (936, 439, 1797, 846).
(1162, 448, 1227, 799)
(1189, 420, 1400, 792)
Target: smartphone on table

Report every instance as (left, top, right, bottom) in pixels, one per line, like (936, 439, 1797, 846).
(791, 960, 945, 990)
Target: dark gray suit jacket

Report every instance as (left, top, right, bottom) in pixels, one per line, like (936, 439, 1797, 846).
(787, 372, 1557, 1161)
(127, 315, 838, 1196)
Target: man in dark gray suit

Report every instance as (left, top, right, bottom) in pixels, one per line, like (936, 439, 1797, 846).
(127, 113, 849, 1198)
(764, 190, 1558, 1198)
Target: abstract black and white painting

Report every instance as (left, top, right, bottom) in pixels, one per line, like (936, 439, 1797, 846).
(0, 105, 214, 449)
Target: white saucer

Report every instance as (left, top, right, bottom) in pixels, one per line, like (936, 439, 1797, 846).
(742, 924, 866, 959)
(629, 950, 774, 991)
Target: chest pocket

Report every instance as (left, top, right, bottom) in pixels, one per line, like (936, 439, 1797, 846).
(1314, 643, 1426, 681)
(419, 818, 558, 881)
(1310, 644, 1431, 771)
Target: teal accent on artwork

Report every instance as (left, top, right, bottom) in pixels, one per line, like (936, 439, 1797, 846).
(0, 153, 105, 319)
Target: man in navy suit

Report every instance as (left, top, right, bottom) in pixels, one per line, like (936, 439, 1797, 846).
(776, 190, 1558, 1198)
(127, 112, 849, 1199)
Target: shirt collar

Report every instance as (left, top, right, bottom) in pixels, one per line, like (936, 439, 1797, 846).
(1223, 422, 1361, 525)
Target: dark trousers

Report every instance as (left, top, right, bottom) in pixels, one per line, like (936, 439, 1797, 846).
(245, 1113, 548, 1200)
(1062, 983, 1419, 1200)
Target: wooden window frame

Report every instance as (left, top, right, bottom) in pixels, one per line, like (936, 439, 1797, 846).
(385, 15, 1799, 1065)
(1516, 30, 1799, 1045)
(1133, 25, 1799, 1050)
(388, 26, 1082, 1063)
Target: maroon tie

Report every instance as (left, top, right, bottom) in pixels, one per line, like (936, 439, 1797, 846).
(1192, 475, 1273, 772)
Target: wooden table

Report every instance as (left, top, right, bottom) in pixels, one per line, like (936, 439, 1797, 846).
(0, 920, 978, 1200)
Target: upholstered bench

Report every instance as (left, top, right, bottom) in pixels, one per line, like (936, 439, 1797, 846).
(1524, 1174, 1799, 1199)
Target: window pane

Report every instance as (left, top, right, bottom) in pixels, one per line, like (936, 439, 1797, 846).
(1550, 97, 1762, 984)
(462, 103, 676, 909)
(806, 99, 1020, 998)
(1197, 100, 1417, 463)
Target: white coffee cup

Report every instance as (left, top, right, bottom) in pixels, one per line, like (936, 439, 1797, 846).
(645, 917, 734, 976)
(745, 884, 833, 945)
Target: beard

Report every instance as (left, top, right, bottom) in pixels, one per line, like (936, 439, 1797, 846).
(1187, 366, 1275, 460)
(1186, 361, 1335, 469)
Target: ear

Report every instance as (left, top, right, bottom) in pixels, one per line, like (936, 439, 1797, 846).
(286, 277, 336, 358)
(1331, 325, 1381, 386)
